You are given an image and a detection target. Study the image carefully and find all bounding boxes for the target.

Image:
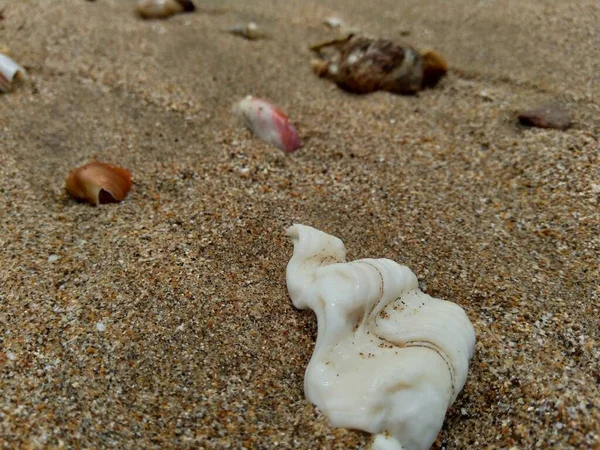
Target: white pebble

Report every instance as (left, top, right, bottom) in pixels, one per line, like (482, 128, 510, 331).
(6, 351, 16, 361)
(48, 254, 59, 263)
(324, 17, 344, 28)
(96, 322, 106, 332)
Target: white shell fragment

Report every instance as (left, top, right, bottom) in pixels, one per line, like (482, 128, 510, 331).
(233, 95, 301, 153)
(286, 224, 476, 450)
(227, 22, 267, 40)
(0, 54, 27, 93)
(324, 16, 344, 28)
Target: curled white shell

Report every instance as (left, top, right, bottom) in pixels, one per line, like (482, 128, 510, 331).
(233, 95, 301, 153)
(286, 224, 476, 450)
(0, 54, 27, 93)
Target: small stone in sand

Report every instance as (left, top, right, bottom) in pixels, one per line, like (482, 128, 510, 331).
(48, 254, 59, 263)
(6, 351, 16, 361)
(96, 322, 106, 332)
(518, 104, 571, 130)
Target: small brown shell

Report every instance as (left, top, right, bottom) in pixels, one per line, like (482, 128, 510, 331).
(66, 162, 133, 206)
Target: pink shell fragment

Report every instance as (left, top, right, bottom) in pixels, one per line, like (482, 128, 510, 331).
(233, 95, 301, 153)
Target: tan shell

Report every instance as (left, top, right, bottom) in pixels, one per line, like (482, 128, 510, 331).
(66, 162, 133, 206)
(136, 0, 195, 19)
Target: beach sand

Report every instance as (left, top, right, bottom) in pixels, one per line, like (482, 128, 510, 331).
(1, 0, 599, 448)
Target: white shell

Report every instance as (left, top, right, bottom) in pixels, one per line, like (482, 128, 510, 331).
(0, 54, 26, 93)
(286, 224, 476, 450)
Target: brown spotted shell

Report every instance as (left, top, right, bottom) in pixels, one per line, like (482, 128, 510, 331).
(311, 36, 447, 95)
(66, 161, 133, 206)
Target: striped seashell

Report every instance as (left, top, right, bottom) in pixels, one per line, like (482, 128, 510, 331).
(233, 95, 301, 153)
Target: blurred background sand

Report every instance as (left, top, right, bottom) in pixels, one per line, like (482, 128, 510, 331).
(1, 0, 599, 448)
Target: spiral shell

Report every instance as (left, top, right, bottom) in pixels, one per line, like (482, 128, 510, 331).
(0, 53, 27, 93)
(233, 96, 301, 153)
(286, 224, 476, 450)
(66, 162, 133, 206)
(311, 36, 447, 95)
(136, 0, 195, 19)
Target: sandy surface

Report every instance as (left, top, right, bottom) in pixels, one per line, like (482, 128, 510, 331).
(1, 0, 599, 448)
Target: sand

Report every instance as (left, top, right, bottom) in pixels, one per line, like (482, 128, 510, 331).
(1, 0, 599, 448)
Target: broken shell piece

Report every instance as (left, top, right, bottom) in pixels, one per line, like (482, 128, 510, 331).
(322, 17, 360, 37)
(233, 96, 301, 153)
(66, 162, 133, 206)
(310, 35, 447, 94)
(0, 53, 27, 93)
(227, 22, 267, 40)
(286, 224, 476, 450)
(135, 0, 195, 19)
